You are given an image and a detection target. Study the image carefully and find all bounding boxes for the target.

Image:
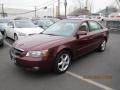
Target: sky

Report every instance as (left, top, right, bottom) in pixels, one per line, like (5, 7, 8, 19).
(0, 0, 115, 13)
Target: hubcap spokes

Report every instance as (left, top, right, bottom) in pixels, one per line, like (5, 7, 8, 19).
(101, 41, 106, 50)
(58, 54, 70, 71)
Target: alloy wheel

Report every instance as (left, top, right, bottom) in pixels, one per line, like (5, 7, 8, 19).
(57, 53, 70, 72)
(101, 40, 106, 51)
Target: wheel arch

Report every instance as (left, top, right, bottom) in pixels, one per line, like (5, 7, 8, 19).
(55, 47, 73, 60)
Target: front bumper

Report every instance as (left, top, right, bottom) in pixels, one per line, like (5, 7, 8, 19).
(10, 49, 53, 70)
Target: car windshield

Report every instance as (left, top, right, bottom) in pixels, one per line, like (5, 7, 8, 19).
(15, 20, 36, 28)
(0, 19, 10, 23)
(0, 23, 7, 28)
(43, 22, 78, 36)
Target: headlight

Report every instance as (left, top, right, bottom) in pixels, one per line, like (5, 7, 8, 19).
(26, 50, 48, 58)
(18, 32, 26, 36)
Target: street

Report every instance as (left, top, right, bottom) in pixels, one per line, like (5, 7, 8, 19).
(0, 32, 120, 90)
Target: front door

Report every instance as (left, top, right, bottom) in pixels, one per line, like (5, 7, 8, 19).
(74, 21, 93, 57)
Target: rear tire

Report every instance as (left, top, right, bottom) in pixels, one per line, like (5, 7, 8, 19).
(54, 51, 71, 74)
(4, 31, 7, 38)
(97, 40, 106, 52)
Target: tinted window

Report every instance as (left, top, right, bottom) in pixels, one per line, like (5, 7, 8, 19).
(89, 21, 101, 31)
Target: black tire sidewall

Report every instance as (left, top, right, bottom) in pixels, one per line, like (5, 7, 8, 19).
(14, 34, 18, 41)
(4, 31, 7, 38)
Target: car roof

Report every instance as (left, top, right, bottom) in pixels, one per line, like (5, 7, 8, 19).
(61, 18, 98, 23)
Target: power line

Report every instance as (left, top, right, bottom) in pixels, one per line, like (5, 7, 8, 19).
(34, 0, 56, 18)
(7, 0, 57, 15)
(36, 0, 56, 7)
(116, 0, 120, 8)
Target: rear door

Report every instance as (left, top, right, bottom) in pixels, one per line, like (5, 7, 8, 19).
(87, 20, 104, 49)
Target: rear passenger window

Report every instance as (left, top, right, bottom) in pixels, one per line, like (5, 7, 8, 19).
(89, 21, 102, 31)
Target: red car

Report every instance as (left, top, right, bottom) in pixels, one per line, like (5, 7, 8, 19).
(10, 19, 109, 73)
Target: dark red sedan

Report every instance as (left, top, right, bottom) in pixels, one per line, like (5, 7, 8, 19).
(10, 19, 109, 73)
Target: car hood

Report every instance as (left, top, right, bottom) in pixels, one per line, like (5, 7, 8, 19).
(14, 34, 65, 51)
(15, 27, 44, 35)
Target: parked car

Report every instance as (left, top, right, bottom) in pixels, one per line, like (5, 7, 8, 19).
(10, 19, 109, 73)
(0, 23, 8, 35)
(0, 32, 4, 46)
(33, 19, 54, 29)
(50, 18, 60, 23)
(0, 18, 11, 25)
(5, 19, 44, 40)
(0, 18, 11, 35)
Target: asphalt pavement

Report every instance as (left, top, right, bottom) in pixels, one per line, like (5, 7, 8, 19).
(0, 32, 119, 90)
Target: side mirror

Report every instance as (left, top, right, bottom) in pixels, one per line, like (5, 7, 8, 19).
(75, 31, 87, 39)
(77, 31, 87, 35)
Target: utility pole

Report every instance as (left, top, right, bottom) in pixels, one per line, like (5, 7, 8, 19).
(34, 0, 37, 18)
(106, 6, 109, 17)
(64, 0, 67, 18)
(53, 4, 54, 18)
(1, 3, 5, 18)
(86, 0, 88, 9)
(58, 0, 60, 17)
(34, 6, 37, 18)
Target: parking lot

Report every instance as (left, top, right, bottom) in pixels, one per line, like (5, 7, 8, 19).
(0, 31, 120, 90)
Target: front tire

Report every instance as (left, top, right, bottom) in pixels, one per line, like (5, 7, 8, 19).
(0, 42, 4, 47)
(14, 34, 18, 41)
(54, 51, 71, 74)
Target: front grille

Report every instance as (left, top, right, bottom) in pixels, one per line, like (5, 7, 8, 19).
(11, 47, 24, 57)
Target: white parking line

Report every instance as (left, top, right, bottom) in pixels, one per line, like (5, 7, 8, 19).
(4, 40, 12, 47)
(66, 71, 115, 90)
